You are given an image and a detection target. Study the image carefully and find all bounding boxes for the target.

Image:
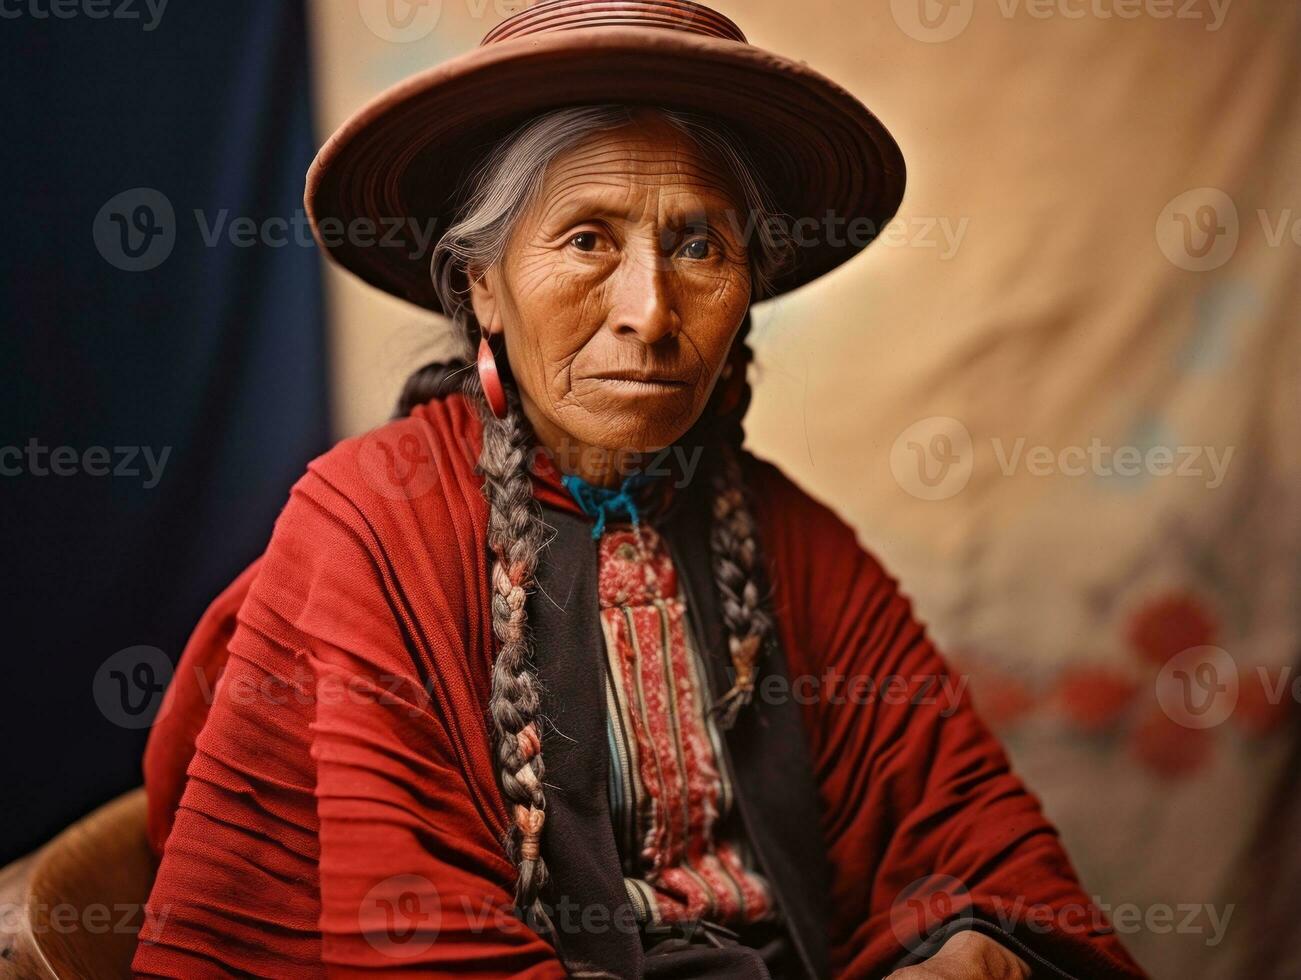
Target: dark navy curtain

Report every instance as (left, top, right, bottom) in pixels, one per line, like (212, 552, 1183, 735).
(0, 0, 329, 860)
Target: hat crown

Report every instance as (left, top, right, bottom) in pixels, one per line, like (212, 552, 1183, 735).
(482, 0, 747, 46)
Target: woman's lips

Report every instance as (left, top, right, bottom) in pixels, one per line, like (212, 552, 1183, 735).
(588, 372, 691, 392)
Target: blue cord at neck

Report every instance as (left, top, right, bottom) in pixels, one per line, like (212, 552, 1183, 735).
(561, 470, 660, 539)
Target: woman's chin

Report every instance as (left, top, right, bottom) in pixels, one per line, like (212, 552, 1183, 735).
(559, 413, 698, 461)
(560, 387, 701, 452)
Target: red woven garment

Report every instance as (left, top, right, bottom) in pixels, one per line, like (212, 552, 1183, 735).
(132, 392, 1145, 978)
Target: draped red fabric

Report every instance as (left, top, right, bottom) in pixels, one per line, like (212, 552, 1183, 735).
(132, 393, 1144, 978)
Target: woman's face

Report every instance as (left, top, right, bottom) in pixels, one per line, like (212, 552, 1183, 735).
(469, 109, 752, 470)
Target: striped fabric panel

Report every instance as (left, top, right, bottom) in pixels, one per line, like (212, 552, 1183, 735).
(603, 631, 642, 875)
(596, 523, 775, 927)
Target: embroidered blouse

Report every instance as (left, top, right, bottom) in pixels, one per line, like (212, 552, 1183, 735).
(551, 456, 777, 929)
(593, 520, 775, 928)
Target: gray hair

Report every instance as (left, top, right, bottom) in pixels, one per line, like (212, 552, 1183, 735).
(415, 104, 783, 963)
(430, 103, 795, 341)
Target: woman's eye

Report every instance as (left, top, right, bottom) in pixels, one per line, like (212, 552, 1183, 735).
(569, 231, 600, 252)
(679, 237, 711, 260)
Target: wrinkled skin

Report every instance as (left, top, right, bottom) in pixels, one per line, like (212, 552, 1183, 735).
(888, 930, 1032, 979)
(468, 108, 753, 487)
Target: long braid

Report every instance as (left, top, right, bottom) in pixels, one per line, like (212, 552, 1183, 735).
(466, 371, 557, 937)
(705, 336, 776, 730)
(467, 372, 623, 977)
(708, 445, 775, 729)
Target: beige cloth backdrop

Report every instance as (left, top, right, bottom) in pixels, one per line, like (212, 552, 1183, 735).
(310, 2, 1300, 976)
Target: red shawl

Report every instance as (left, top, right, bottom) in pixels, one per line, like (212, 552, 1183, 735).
(132, 393, 1144, 978)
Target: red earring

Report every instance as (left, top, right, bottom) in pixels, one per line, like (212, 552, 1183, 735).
(477, 334, 508, 420)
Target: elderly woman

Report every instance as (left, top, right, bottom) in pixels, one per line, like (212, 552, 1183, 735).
(133, 2, 1145, 979)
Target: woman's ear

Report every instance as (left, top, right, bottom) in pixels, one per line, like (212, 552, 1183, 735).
(467, 263, 500, 337)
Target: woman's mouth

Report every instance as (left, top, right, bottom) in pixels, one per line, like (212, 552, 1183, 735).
(589, 372, 691, 393)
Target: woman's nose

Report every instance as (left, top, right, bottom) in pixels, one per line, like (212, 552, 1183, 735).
(609, 245, 680, 345)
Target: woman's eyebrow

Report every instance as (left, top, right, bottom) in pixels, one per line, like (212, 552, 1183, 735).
(665, 206, 742, 228)
(539, 196, 742, 232)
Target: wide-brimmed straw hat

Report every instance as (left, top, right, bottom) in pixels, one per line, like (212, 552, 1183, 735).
(305, 0, 906, 314)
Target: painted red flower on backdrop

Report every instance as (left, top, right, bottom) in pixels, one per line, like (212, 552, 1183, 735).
(1055, 667, 1139, 733)
(1126, 592, 1219, 666)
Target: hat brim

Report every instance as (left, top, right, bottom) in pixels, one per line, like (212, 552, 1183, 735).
(305, 25, 906, 314)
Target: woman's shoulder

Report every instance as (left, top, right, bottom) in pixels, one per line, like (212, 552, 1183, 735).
(294, 392, 484, 519)
(239, 392, 490, 644)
